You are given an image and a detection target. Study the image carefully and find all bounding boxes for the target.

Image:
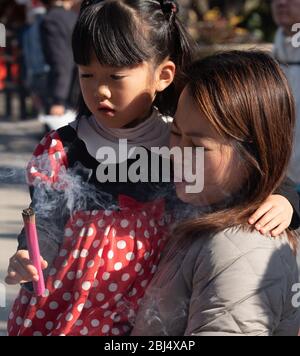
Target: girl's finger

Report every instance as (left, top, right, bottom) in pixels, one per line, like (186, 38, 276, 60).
(5, 276, 18, 285)
(18, 255, 47, 272)
(11, 258, 38, 282)
(254, 209, 280, 230)
(5, 269, 17, 285)
(249, 203, 273, 225)
(18, 257, 39, 277)
(259, 215, 284, 235)
(271, 223, 289, 237)
(5, 270, 29, 285)
(41, 259, 48, 270)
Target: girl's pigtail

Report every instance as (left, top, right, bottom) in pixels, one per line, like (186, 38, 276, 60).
(154, 1, 196, 115)
(159, 0, 179, 20)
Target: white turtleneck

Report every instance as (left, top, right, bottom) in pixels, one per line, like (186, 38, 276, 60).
(69, 107, 173, 163)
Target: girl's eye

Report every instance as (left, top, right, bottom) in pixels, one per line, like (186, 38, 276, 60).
(110, 74, 125, 80)
(80, 74, 93, 79)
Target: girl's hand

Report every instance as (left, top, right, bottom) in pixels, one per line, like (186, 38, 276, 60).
(5, 250, 48, 285)
(248, 195, 293, 237)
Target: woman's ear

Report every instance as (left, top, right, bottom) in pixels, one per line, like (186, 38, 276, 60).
(156, 60, 176, 92)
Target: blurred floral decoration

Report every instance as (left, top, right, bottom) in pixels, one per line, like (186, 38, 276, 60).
(179, 0, 276, 45)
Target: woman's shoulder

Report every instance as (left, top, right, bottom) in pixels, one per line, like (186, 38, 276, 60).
(178, 228, 300, 336)
(187, 227, 298, 284)
(211, 227, 294, 261)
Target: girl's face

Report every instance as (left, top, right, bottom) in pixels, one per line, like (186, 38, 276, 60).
(170, 88, 246, 207)
(78, 53, 159, 129)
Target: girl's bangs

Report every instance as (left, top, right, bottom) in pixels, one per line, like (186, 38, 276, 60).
(72, 3, 149, 67)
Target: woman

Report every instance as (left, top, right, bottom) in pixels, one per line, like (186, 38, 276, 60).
(131, 51, 300, 336)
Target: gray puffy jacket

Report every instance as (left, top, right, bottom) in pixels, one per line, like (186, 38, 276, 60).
(131, 227, 300, 336)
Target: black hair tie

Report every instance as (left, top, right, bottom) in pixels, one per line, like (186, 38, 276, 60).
(160, 0, 179, 17)
(80, 0, 93, 11)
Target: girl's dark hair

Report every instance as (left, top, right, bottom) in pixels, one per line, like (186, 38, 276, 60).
(173, 51, 298, 251)
(40, 0, 60, 5)
(40, 0, 72, 6)
(72, 0, 196, 117)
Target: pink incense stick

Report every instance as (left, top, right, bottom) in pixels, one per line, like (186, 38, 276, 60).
(22, 208, 45, 296)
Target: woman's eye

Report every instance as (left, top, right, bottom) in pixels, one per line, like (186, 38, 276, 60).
(111, 74, 125, 80)
(80, 74, 93, 79)
(191, 141, 211, 151)
(171, 131, 181, 137)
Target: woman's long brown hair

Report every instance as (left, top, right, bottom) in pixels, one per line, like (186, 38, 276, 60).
(173, 51, 298, 251)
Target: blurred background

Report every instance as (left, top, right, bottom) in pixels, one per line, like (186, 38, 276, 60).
(0, 0, 299, 335)
(0, 0, 278, 122)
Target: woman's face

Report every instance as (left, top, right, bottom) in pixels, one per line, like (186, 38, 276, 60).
(170, 87, 246, 207)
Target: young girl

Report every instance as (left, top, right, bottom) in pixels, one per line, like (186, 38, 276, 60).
(5, 0, 300, 336)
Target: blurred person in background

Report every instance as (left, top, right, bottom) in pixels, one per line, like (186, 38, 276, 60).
(40, 0, 79, 118)
(272, 0, 300, 190)
(0, 1, 26, 26)
(15, 0, 50, 116)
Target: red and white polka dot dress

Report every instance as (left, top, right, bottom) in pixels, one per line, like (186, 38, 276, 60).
(7, 131, 169, 336)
